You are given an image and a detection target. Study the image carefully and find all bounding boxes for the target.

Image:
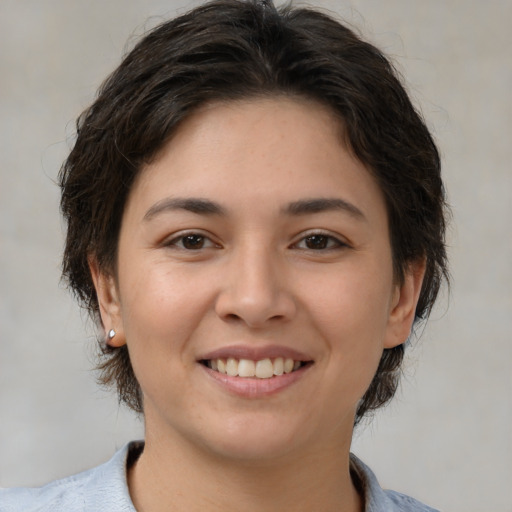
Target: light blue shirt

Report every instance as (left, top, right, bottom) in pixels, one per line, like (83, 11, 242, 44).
(0, 442, 439, 511)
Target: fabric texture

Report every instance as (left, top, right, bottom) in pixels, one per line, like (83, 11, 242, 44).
(0, 442, 439, 511)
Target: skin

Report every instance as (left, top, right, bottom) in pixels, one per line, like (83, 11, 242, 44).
(91, 98, 425, 512)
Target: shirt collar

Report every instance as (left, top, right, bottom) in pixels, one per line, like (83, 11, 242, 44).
(83, 442, 418, 512)
(82, 441, 141, 511)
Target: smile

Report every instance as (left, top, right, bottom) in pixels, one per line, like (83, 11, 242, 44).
(201, 357, 308, 379)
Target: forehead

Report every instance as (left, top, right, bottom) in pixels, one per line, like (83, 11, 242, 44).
(126, 97, 386, 223)
(150, 96, 344, 169)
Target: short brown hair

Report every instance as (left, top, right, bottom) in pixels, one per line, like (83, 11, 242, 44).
(59, 0, 449, 422)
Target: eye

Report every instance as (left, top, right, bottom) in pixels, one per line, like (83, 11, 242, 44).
(294, 233, 346, 250)
(166, 232, 218, 250)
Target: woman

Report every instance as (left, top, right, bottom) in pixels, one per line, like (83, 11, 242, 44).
(0, 0, 448, 510)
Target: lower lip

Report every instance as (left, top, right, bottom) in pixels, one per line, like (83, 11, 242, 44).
(200, 364, 311, 398)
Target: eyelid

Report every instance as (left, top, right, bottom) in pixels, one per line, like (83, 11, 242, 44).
(162, 229, 221, 249)
(291, 229, 350, 250)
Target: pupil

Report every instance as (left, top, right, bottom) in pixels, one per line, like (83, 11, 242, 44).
(306, 235, 328, 249)
(183, 235, 204, 249)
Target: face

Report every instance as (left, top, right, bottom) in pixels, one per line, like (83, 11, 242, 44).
(93, 98, 423, 463)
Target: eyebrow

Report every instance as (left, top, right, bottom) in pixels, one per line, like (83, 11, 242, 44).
(143, 196, 366, 222)
(283, 198, 366, 221)
(143, 197, 226, 221)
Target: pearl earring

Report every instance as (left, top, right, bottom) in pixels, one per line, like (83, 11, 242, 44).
(107, 329, 116, 340)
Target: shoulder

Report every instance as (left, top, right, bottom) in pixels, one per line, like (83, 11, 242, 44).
(0, 442, 140, 512)
(383, 490, 440, 512)
(350, 454, 440, 512)
(0, 470, 89, 512)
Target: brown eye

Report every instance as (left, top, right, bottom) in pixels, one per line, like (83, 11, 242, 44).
(181, 234, 206, 250)
(165, 232, 219, 252)
(166, 233, 216, 250)
(295, 233, 346, 251)
(304, 235, 330, 249)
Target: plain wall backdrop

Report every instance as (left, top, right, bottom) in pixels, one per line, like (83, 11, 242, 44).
(1, 1, 511, 511)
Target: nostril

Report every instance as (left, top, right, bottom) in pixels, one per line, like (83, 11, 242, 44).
(224, 313, 242, 322)
(214, 279, 297, 328)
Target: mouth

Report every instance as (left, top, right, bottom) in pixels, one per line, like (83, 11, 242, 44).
(199, 357, 312, 379)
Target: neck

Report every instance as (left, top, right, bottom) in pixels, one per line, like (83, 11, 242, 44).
(128, 426, 362, 512)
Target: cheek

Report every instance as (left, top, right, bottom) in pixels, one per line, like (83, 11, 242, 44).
(115, 266, 211, 406)
(307, 263, 393, 342)
(303, 261, 393, 390)
(117, 261, 213, 356)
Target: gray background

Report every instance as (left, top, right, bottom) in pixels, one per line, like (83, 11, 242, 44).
(1, 1, 511, 511)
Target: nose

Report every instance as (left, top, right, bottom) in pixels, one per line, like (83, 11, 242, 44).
(214, 243, 296, 328)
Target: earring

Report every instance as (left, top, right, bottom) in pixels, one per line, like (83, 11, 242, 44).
(107, 329, 116, 340)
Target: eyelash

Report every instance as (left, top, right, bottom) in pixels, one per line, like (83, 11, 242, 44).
(164, 231, 348, 252)
(164, 232, 219, 251)
(292, 232, 348, 251)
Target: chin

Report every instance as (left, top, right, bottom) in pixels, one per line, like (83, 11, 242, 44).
(196, 414, 308, 463)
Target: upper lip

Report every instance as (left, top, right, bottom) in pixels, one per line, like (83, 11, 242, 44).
(198, 344, 313, 362)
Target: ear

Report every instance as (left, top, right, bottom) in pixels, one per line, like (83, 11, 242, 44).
(89, 257, 126, 348)
(384, 258, 426, 349)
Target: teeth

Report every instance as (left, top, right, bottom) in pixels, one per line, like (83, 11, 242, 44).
(217, 358, 226, 374)
(206, 357, 304, 378)
(226, 357, 238, 377)
(273, 357, 284, 376)
(255, 358, 273, 379)
(238, 359, 255, 377)
(284, 358, 294, 374)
